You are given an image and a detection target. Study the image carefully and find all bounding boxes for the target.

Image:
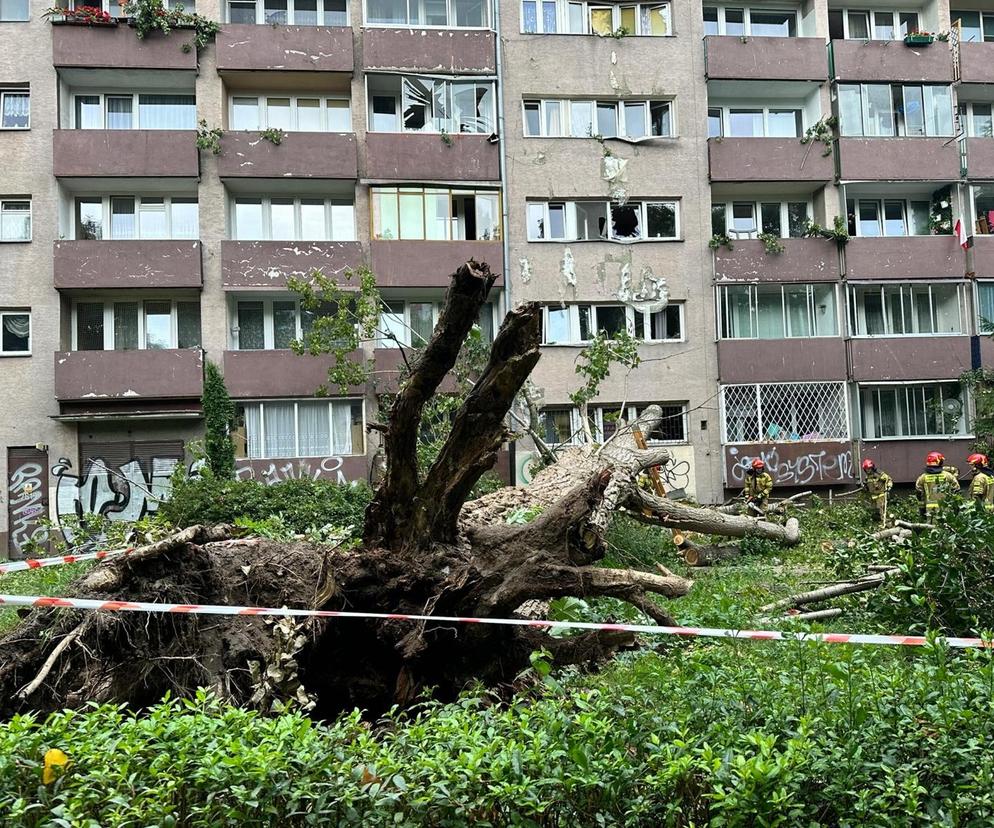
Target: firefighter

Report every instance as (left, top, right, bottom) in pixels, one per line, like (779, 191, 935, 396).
(861, 458, 893, 527)
(915, 451, 960, 519)
(968, 453, 994, 512)
(742, 458, 773, 513)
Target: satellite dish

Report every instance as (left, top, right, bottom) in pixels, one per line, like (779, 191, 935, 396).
(943, 398, 963, 416)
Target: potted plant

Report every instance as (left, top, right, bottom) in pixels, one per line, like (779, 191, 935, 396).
(904, 29, 935, 45)
(44, 5, 117, 24)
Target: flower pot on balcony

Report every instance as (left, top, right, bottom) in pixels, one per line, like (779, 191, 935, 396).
(904, 33, 935, 45)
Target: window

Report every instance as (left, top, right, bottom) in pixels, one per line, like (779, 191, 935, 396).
(231, 297, 341, 349)
(371, 187, 500, 240)
(522, 0, 670, 34)
(541, 302, 683, 343)
(845, 198, 931, 237)
(712, 106, 804, 138)
(1, 88, 28, 129)
(0, 0, 29, 20)
(236, 399, 363, 459)
(958, 102, 994, 139)
(231, 196, 355, 241)
(72, 299, 201, 350)
(522, 98, 673, 138)
(379, 300, 495, 347)
(952, 9, 994, 43)
(703, 6, 797, 36)
(366, 75, 495, 134)
(849, 283, 963, 336)
(719, 283, 839, 339)
(0, 198, 30, 241)
(73, 196, 198, 240)
(540, 407, 579, 444)
(973, 185, 994, 236)
(860, 383, 968, 439)
(827, 8, 918, 39)
(976, 282, 994, 332)
(0, 310, 30, 355)
(229, 95, 351, 132)
(838, 84, 954, 138)
(712, 200, 810, 239)
(365, 0, 490, 26)
(71, 93, 196, 130)
(721, 382, 849, 443)
(594, 403, 688, 442)
(528, 199, 679, 241)
(65, 0, 124, 15)
(227, 0, 348, 24)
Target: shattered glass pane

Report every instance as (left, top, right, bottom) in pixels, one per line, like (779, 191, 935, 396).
(402, 77, 432, 131)
(595, 306, 627, 338)
(611, 202, 641, 239)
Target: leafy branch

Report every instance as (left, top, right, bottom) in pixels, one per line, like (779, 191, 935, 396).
(196, 120, 223, 155)
(570, 330, 641, 443)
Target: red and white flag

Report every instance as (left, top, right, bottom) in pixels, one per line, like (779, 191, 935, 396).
(955, 216, 969, 250)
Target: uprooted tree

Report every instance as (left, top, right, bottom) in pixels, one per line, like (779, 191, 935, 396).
(0, 262, 799, 718)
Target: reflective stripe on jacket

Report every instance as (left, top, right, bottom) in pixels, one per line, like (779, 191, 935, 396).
(743, 471, 773, 500)
(971, 471, 994, 511)
(865, 471, 893, 500)
(916, 470, 959, 508)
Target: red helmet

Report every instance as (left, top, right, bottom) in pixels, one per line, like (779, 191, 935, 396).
(751, 458, 766, 470)
(861, 459, 876, 471)
(968, 453, 988, 467)
(926, 451, 945, 466)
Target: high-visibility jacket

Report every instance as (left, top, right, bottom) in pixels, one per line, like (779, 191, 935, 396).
(743, 471, 773, 501)
(864, 471, 893, 502)
(970, 470, 994, 511)
(915, 469, 959, 510)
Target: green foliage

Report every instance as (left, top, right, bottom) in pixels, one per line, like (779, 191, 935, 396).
(604, 514, 677, 568)
(505, 504, 543, 524)
(159, 475, 372, 537)
(260, 127, 285, 145)
(287, 266, 380, 395)
(195, 119, 223, 155)
(708, 233, 734, 251)
(799, 116, 837, 156)
(569, 330, 641, 436)
(202, 360, 236, 480)
(757, 232, 785, 255)
(122, 0, 219, 51)
(801, 215, 850, 245)
(960, 368, 994, 452)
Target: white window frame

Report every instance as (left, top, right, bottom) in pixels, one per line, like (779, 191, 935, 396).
(377, 299, 442, 347)
(959, 101, 994, 138)
(975, 280, 994, 333)
(541, 302, 684, 344)
(520, 0, 671, 35)
(229, 296, 322, 350)
(230, 196, 356, 241)
(838, 83, 954, 138)
(225, 0, 349, 25)
(702, 5, 798, 37)
(951, 9, 994, 43)
(847, 282, 965, 338)
(720, 381, 852, 443)
(70, 92, 197, 130)
(237, 398, 365, 459)
(847, 197, 932, 238)
(714, 199, 812, 239)
(365, 75, 496, 135)
(70, 296, 201, 351)
(0, 0, 31, 20)
(527, 199, 680, 242)
(0, 309, 31, 356)
(0, 88, 29, 130)
(593, 402, 689, 443)
(857, 382, 970, 440)
(0, 198, 31, 242)
(228, 94, 352, 133)
(836, 8, 920, 40)
(72, 195, 199, 241)
(522, 97, 674, 139)
(713, 105, 805, 138)
(718, 283, 840, 340)
(363, 0, 492, 28)
(370, 186, 503, 241)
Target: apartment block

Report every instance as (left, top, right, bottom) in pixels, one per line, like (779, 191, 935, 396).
(1, 0, 993, 556)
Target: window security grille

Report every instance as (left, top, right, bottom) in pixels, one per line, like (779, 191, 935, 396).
(721, 382, 849, 443)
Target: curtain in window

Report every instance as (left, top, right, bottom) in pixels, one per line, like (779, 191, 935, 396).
(113, 302, 139, 351)
(264, 403, 295, 457)
(2, 314, 29, 341)
(298, 402, 330, 456)
(331, 402, 353, 454)
(138, 95, 196, 130)
(245, 404, 263, 459)
(2, 92, 29, 127)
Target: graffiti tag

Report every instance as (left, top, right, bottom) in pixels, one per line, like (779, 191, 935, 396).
(234, 456, 348, 485)
(658, 458, 691, 491)
(727, 445, 855, 487)
(8, 460, 48, 553)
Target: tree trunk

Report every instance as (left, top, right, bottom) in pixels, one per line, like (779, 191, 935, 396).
(683, 543, 741, 567)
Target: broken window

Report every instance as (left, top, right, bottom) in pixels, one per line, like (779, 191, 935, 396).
(610, 203, 640, 239)
(523, 98, 671, 138)
(370, 75, 495, 134)
(543, 303, 683, 344)
(575, 201, 608, 239)
(528, 200, 678, 241)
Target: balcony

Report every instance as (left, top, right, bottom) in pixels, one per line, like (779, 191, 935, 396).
(215, 24, 354, 73)
(374, 347, 459, 392)
(830, 39, 954, 83)
(217, 132, 357, 179)
(52, 130, 198, 178)
(713, 239, 839, 282)
(844, 237, 963, 280)
(361, 28, 495, 74)
(849, 336, 973, 381)
(723, 440, 856, 487)
(860, 438, 975, 483)
(54, 348, 203, 401)
(705, 36, 828, 81)
(54, 241, 202, 290)
(708, 138, 833, 182)
(52, 22, 198, 70)
(717, 338, 847, 383)
(221, 241, 363, 288)
(972, 236, 994, 279)
(222, 350, 363, 398)
(369, 240, 503, 287)
(836, 138, 960, 181)
(963, 138, 994, 180)
(951, 41, 992, 85)
(365, 133, 500, 181)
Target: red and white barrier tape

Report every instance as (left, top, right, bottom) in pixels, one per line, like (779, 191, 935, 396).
(0, 547, 134, 576)
(0, 592, 987, 649)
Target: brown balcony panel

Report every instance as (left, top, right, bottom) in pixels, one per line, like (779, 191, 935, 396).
(221, 240, 362, 288)
(960, 42, 994, 84)
(216, 24, 354, 72)
(714, 238, 839, 282)
(223, 350, 363, 398)
(52, 130, 198, 178)
(374, 347, 459, 393)
(362, 28, 495, 73)
(965, 138, 994, 180)
(972, 237, 994, 279)
(705, 35, 828, 81)
(831, 39, 954, 83)
(845, 237, 963, 280)
(708, 137, 833, 182)
(54, 241, 202, 290)
(849, 336, 972, 381)
(365, 133, 500, 181)
(217, 131, 357, 179)
(369, 240, 503, 287)
(233, 455, 369, 483)
(860, 438, 976, 483)
(52, 22, 198, 70)
(837, 138, 960, 181)
(55, 349, 204, 401)
(723, 440, 856, 488)
(717, 338, 847, 383)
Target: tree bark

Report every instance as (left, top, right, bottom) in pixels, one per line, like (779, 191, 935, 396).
(683, 543, 741, 567)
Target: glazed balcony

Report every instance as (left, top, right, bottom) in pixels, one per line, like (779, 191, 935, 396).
(222, 350, 363, 398)
(52, 21, 198, 70)
(708, 137, 833, 182)
(836, 138, 960, 181)
(844, 237, 963, 280)
(713, 238, 839, 282)
(849, 336, 972, 381)
(53, 241, 202, 290)
(365, 133, 500, 181)
(54, 348, 203, 401)
(963, 138, 994, 180)
(722, 440, 857, 487)
(215, 24, 354, 73)
(217, 132, 357, 179)
(221, 240, 362, 288)
(52, 130, 198, 178)
(369, 240, 503, 287)
(705, 35, 828, 81)
(717, 338, 847, 383)
(361, 28, 495, 74)
(830, 39, 954, 83)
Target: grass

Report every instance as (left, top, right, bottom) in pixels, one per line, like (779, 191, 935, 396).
(0, 563, 93, 636)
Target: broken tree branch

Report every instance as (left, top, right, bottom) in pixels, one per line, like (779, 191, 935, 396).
(18, 623, 86, 699)
(759, 574, 893, 614)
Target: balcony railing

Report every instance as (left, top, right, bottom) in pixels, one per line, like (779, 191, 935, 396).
(54, 241, 202, 290)
(844, 237, 963, 280)
(222, 350, 363, 398)
(708, 137, 834, 182)
(365, 133, 500, 181)
(830, 39, 954, 83)
(836, 138, 960, 181)
(52, 22, 198, 70)
(849, 336, 972, 381)
(215, 24, 354, 73)
(713, 238, 840, 282)
(52, 130, 198, 178)
(369, 239, 503, 287)
(705, 35, 828, 81)
(361, 28, 495, 74)
(717, 338, 847, 383)
(221, 241, 363, 288)
(54, 348, 204, 401)
(216, 132, 357, 179)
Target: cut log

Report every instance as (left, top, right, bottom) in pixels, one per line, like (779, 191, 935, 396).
(895, 520, 932, 532)
(759, 574, 890, 614)
(683, 543, 741, 567)
(779, 607, 843, 622)
(870, 526, 912, 541)
(764, 491, 813, 513)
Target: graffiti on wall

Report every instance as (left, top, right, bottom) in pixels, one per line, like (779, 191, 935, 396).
(725, 443, 856, 487)
(234, 456, 353, 485)
(7, 448, 50, 555)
